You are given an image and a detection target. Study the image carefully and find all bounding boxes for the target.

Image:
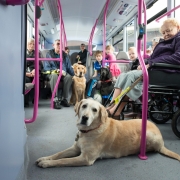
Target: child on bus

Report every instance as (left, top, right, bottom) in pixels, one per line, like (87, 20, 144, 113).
(92, 50, 104, 80)
(128, 47, 139, 70)
(105, 45, 121, 81)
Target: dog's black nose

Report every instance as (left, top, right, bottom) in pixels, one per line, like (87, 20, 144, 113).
(81, 115, 88, 125)
(80, 72, 82, 75)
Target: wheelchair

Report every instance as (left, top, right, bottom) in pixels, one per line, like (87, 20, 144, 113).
(105, 63, 180, 138)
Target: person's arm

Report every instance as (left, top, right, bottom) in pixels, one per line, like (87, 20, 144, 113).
(79, 49, 87, 64)
(65, 55, 74, 76)
(92, 70, 97, 77)
(148, 37, 180, 66)
(43, 52, 57, 71)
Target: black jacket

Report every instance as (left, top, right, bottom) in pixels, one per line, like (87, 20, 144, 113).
(77, 49, 88, 65)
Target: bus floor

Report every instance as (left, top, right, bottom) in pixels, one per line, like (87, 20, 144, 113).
(25, 99, 180, 180)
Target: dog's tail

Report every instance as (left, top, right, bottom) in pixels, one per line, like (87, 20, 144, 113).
(159, 146, 180, 161)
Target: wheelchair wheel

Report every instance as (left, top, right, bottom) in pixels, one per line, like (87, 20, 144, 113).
(171, 110, 180, 138)
(149, 103, 172, 124)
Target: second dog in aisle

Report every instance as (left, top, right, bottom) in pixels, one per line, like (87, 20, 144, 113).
(70, 63, 86, 105)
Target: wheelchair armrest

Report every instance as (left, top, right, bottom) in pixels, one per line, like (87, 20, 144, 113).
(150, 63, 180, 70)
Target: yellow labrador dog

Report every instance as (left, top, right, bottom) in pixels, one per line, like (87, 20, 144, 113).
(36, 99, 180, 168)
(70, 63, 86, 105)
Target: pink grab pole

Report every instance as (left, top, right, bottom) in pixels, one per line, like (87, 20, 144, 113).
(50, 0, 63, 109)
(138, 0, 148, 160)
(25, 0, 42, 123)
(156, 4, 180, 22)
(102, 0, 110, 67)
(143, 1, 149, 59)
(88, 19, 98, 56)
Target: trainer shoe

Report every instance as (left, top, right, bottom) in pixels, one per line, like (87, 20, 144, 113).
(54, 100, 62, 109)
(61, 99, 70, 107)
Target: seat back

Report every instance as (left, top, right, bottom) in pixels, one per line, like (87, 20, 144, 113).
(116, 51, 131, 73)
(148, 63, 180, 87)
(85, 51, 96, 81)
(70, 52, 78, 65)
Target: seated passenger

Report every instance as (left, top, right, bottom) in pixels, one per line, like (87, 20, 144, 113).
(107, 18, 180, 119)
(105, 45, 121, 81)
(76, 43, 88, 66)
(146, 37, 161, 55)
(25, 38, 42, 107)
(43, 39, 74, 107)
(65, 46, 71, 59)
(128, 47, 139, 70)
(92, 50, 108, 80)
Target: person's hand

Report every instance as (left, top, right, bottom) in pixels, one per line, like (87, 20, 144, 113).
(137, 64, 149, 70)
(31, 69, 35, 76)
(137, 65, 142, 70)
(76, 55, 80, 59)
(26, 72, 31, 77)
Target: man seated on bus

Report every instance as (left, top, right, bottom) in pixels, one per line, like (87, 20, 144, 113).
(43, 39, 74, 108)
(76, 43, 88, 66)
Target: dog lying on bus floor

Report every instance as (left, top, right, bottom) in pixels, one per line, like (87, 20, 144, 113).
(36, 99, 180, 168)
(69, 63, 86, 105)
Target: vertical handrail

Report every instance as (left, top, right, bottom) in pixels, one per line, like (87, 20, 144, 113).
(25, 0, 40, 123)
(62, 21, 67, 48)
(143, 1, 149, 59)
(50, 0, 63, 108)
(156, 4, 180, 22)
(138, 0, 148, 160)
(88, 19, 98, 55)
(102, 0, 110, 67)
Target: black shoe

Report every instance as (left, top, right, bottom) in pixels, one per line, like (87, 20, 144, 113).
(24, 102, 29, 107)
(61, 99, 70, 107)
(54, 100, 62, 109)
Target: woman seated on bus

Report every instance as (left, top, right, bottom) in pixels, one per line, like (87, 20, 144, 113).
(146, 37, 161, 56)
(105, 45, 121, 82)
(25, 38, 42, 107)
(107, 18, 180, 119)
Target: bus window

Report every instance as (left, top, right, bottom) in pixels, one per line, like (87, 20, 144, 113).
(126, 20, 134, 49)
(145, 0, 167, 50)
(114, 29, 123, 52)
(175, 0, 180, 18)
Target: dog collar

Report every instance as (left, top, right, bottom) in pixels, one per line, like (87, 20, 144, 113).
(79, 124, 102, 133)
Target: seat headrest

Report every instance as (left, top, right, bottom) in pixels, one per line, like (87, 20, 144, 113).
(116, 51, 130, 60)
(40, 49, 50, 58)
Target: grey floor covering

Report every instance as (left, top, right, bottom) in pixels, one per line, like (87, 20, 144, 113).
(25, 99, 180, 180)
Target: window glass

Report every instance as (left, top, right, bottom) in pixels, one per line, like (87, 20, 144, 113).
(175, 0, 180, 18)
(114, 29, 123, 52)
(145, 0, 167, 50)
(126, 20, 134, 49)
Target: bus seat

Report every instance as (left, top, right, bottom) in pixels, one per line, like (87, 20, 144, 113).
(85, 51, 96, 81)
(70, 52, 78, 65)
(116, 51, 131, 73)
(148, 63, 180, 87)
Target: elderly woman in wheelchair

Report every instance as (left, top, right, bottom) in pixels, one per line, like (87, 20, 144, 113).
(106, 18, 180, 125)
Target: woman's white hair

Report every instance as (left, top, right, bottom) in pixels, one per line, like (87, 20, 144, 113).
(27, 38, 35, 45)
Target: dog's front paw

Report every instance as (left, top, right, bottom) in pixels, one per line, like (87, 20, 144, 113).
(37, 160, 52, 168)
(36, 156, 52, 165)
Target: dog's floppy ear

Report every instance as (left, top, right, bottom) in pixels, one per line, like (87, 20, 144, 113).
(99, 104, 108, 123)
(74, 100, 84, 117)
(84, 66, 87, 74)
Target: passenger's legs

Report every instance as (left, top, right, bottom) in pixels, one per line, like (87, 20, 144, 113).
(49, 74, 59, 97)
(61, 73, 72, 107)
